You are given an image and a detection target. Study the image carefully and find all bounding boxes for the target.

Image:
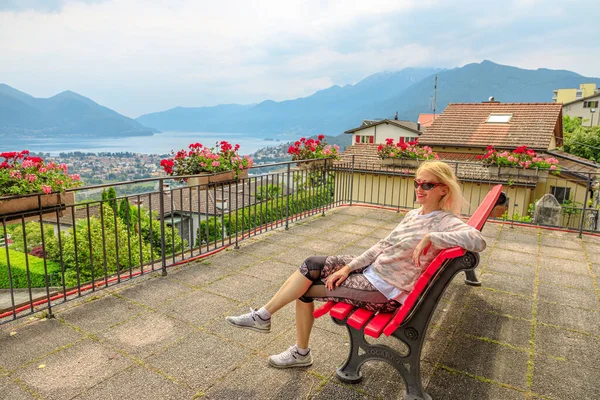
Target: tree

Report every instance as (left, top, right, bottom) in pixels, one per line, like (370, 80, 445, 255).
(562, 116, 600, 162)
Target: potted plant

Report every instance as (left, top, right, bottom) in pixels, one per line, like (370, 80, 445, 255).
(377, 139, 439, 168)
(287, 135, 341, 170)
(160, 141, 253, 188)
(0, 150, 82, 218)
(478, 146, 560, 178)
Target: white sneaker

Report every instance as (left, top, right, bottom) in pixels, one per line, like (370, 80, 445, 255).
(226, 308, 271, 333)
(268, 345, 313, 369)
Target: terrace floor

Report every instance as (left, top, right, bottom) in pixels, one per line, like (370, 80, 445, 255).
(1, 206, 600, 400)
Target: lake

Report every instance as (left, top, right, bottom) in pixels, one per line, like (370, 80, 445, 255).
(3, 131, 286, 156)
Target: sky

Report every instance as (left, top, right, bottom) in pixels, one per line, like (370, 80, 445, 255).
(1, 0, 599, 118)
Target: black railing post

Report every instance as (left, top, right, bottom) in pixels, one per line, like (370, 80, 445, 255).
(159, 179, 167, 276)
(285, 162, 291, 230)
(578, 174, 591, 238)
(349, 155, 355, 206)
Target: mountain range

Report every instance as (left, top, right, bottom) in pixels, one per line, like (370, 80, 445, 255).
(137, 60, 600, 139)
(0, 84, 157, 138)
(2, 60, 600, 142)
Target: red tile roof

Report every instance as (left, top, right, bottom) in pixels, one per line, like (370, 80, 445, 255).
(417, 113, 438, 128)
(418, 103, 563, 151)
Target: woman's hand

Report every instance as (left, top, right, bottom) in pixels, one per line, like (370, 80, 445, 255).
(412, 234, 432, 268)
(325, 265, 351, 290)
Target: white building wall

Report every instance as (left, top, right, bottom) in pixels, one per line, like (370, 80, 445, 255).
(563, 95, 600, 127)
(352, 123, 420, 144)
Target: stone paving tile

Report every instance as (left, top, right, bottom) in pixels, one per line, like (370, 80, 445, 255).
(468, 289, 533, 321)
(539, 257, 591, 276)
(335, 223, 379, 236)
(203, 355, 321, 400)
(204, 273, 268, 302)
(56, 293, 148, 334)
(538, 266, 595, 291)
(459, 311, 532, 350)
(531, 355, 600, 400)
(427, 368, 525, 400)
(297, 238, 350, 254)
(480, 272, 535, 297)
(96, 311, 197, 360)
(0, 374, 37, 399)
(535, 324, 600, 368)
(12, 339, 134, 400)
(485, 259, 537, 279)
(116, 275, 196, 308)
(144, 330, 253, 392)
(311, 381, 377, 399)
(498, 231, 540, 246)
(536, 301, 600, 336)
(72, 364, 196, 399)
(239, 259, 298, 284)
(421, 327, 453, 364)
(155, 289, 239, 328)
(271, 247, 323, 266)
(440, 335, 529, 389)
(339, 361, 407, 399)
(168, 262, 233, 288)
(0, 318, 85, 372)
(541, 246, 588, 260)
(265, 326, 349, 378)
(489, 250, 538, 267)
(200, 248, 262, 269)
(584, 242, 600, 255)
(495, 240, 539, 254)
(537, 282, 600, 310)
(204, 307, 292, 352)
(540, 236, 585, 250)
(234, 238, 293, 260)
(593, 263, 600, 276)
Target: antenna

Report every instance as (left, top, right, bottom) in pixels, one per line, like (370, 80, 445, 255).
(433, 74, 438, 120)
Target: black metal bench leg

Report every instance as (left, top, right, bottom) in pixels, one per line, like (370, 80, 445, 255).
(335, 319, 365, 383)
(464, 269, 481, 286)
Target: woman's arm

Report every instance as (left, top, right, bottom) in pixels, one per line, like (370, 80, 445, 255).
(347, 239, 390, 271)
(428, 215, 487, 253)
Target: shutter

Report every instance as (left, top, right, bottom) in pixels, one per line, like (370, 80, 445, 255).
(369, 136, 374, 143)
(399, 137, 405, 144)
(355, 135, 360, 143)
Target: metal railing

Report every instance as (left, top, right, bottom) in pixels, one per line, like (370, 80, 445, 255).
(1, 157, 598, 324)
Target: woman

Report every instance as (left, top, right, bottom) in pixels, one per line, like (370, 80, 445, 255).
(226, 161, 486, 368)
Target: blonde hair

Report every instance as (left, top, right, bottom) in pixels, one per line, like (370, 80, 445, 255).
(416, 161, 466, 215)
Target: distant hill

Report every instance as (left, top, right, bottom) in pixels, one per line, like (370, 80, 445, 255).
(136, 61, 600, 145)
(0, 84, 158, 138)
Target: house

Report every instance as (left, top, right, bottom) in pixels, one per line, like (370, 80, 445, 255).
(417, 113, 438, 128)
(337, 100, 599, 227)
(562, 92, 600, 127)
(553, 83, 598, 104)
(344, 118, 422, 145)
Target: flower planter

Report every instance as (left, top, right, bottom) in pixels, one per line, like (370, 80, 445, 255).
(235, 169, 249, 180)
(381, 158, 421, 168)
(296, 158, 333, 171)
(0, 192, 75, 220)
(494, 167, 550, 179)
(187, 171, 236, 188)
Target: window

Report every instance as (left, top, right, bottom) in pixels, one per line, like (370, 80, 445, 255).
(486, 113, 512, 123)
(576, 90, 583, 99)
(355, 135, 374, 144)
(551, 186, 571, 203)
(584, 101, 599, 108)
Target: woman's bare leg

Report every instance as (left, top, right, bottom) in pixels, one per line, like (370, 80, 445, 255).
(295, 299, 314, 349)
(264, 270, 313, 314)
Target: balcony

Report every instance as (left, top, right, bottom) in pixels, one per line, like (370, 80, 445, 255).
(1, 161, 600, 399)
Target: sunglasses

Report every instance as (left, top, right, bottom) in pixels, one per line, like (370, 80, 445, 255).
(414, 180, 445, 190)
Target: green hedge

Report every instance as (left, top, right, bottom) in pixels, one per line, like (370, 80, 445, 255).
(0, 249, 62, 289)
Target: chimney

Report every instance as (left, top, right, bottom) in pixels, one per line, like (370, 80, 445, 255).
(394, 111, 398, 120)
(484, 96, 500, 103)
(417, 122, 421, 131)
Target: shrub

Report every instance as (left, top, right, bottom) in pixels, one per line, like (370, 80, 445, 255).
(0, 249, 62, 289)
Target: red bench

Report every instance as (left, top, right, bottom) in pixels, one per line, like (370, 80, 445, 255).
(313, 184, 504, 400)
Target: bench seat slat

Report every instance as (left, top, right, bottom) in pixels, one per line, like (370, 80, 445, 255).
(347, 308, 374, 330)
(313, 301, 336, 318)
(364, 312, 395, 338)
(330, 302, 355, 319)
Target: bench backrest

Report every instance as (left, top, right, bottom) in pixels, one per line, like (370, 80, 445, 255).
(381, 184, 503, 336)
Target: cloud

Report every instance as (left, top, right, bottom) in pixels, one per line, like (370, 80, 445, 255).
(0, 0, 598, 117)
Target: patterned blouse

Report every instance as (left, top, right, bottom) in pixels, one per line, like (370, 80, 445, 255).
(347, 208, 486, 301)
